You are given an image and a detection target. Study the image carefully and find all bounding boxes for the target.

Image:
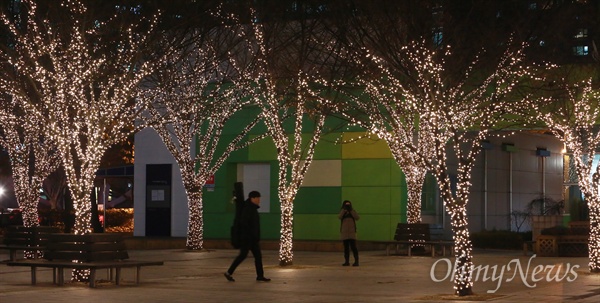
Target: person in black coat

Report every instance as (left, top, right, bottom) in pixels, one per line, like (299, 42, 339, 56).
(224, 191, 271, 282)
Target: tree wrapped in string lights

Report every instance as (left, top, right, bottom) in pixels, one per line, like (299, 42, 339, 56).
(0, 0, 158, 239)
(530, 78, 600, 272)
(0, 99, 60, 230)
(347, 40, 540, 296)
(249, 17, 335, 266)
(139, 26, 262, 250)
(335, 85, 436, 224)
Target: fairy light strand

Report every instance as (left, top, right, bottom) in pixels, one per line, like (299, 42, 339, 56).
(0, 0, 159, 280)
(338, 39, 541, 296)
(531, 78, 600, 272)
(138, 23, 261, 250)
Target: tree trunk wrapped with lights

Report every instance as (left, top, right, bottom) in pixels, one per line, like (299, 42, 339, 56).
(339, 40, 539, 296)
(532, 79, 600, 272)
(0, 0, 159, 280)
(0, 104, 60, 232)
(139, 26, 262, 250)
(245, 10, 336, 266)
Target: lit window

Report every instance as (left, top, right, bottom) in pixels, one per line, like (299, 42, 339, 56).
(574, 28, 588, 38)
(573, 45, 589, 56)
(433, 29, 443, 46)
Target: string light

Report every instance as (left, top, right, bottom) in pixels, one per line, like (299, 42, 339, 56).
(338, 40, 540, 296)
(0, 101, 60, 258)
(531, 78, 600, 272)
(248, 15, 331, 266)
(0, 0, 159, 280)
(138, 25, 262, 250)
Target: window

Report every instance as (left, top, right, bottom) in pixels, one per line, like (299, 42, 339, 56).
(574, 28, 588, 39)
(433, 29, 443, 47)
(573, 45, 589, 56)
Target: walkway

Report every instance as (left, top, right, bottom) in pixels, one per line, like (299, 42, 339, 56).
(1, 248, 599, 302)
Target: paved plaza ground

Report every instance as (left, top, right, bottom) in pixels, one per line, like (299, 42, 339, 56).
(1, 246, 599, 302)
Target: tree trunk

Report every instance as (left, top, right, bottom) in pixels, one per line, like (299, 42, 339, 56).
(278, 164, 296, 266)
(588, 204, 600, 272)
(405, 169, 426, 224)
(186, 189, 204, 250)
(449, 206, 474, 296)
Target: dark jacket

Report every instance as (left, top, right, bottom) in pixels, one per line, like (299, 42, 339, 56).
(239, 198, 260, 246)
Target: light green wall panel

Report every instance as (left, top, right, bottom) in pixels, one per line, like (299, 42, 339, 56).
(294, 187, 342, 214)
(302, 160, 341, 187)
(313, 133, 342, 160)
(342, 132, 392, 159)
(342, 159, 394, 186)
(389, 162, 405, 185)
(294, 214, 340, 240)
(390, 186, 407, 222)
(342, 186, 401, 215)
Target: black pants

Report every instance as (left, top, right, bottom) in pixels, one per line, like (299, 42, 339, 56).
(343, 239, 359, 264)
(227, 241, 264, 278)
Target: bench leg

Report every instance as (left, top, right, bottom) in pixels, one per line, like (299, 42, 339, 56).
(116, 268, 122, 285)
(30, 267, 37, 285)
(136, 266, 141, 284)
(89, 269, 97, 288)
(407, 245, 412, 257)
(431, 244, 435, 257)
(10, 250, 17, 262)
(57, 268, 64, 286)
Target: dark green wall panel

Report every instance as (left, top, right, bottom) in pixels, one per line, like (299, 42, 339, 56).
(294, 187, 341, 214)
(355, 215, 395, 241)
(260, 214, 281, 240)
(204, 214, 234, 238)
(294, 214, 339, 240)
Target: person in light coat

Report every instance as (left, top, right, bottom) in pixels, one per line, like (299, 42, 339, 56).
(338, 200, 360, 266)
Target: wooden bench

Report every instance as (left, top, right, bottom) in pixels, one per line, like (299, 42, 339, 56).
(0, 225, 61, 261)
(373, 223, 454, 257)
(6, 233, 164, 287)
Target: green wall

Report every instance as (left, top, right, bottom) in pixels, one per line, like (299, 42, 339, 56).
(201, 126, 408, 242)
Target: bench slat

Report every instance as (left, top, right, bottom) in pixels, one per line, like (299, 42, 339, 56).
(45, 251, 129, 261)
(5, 232, 163, 288)
(46, 242, 127, 252)
(48, 233, 125, 242)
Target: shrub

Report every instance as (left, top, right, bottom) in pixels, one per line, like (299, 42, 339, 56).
(104, 208, 134, 233)
(471, 230, 527, 250)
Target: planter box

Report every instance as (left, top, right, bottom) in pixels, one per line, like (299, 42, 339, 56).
(531, 215, 563, 241)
